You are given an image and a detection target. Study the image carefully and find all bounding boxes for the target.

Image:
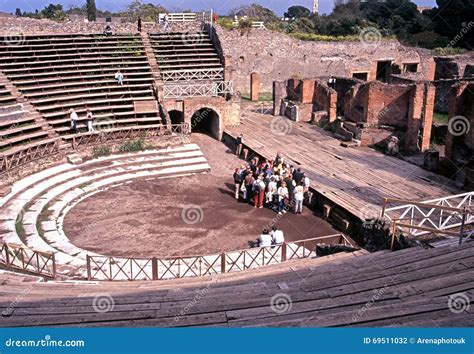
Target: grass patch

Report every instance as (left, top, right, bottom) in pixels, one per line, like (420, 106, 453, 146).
(92, 145, 112, 158)
(15, 216, 25, 239)
(433, 112, 449, 124)
(241, 92, 273, 102)
(432, 47, 467, 56)
(118, 138, 146, 153)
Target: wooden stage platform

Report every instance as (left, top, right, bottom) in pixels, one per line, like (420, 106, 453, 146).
(224, 113, 460, 221)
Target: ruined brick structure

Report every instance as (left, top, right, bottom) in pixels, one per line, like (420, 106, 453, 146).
(215, 26, 438, 93)
(274, 77, 435, 152)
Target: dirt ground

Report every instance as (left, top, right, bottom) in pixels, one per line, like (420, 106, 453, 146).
(63, 133, 339, 258)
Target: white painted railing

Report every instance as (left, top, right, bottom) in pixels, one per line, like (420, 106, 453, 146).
(382, 192, 474, 237)
(232, 20, 266, 29)
(163, 81, 233, 99)
(161, 68, 224, 82)
(158, 13, 198, 23)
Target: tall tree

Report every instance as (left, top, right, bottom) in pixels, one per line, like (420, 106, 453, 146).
(284, 6, 311, 19)
(15, 8, 22, 16)
(230, 4, 278, 22)
(86, 0, 97, 21)
(427, 0, 474, 49)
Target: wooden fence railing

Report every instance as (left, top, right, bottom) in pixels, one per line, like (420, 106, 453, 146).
(86, 234, 352, 281)
(69, 123, 189, 149)
(0, 138, 60, 173)
(0, 243, 56, 278)
(0, 124, 190, 174)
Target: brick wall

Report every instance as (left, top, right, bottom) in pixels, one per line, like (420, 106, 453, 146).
(446, 82, 474, 160)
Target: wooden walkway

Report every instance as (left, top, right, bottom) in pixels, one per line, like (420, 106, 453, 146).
(0, 241, 472, 327)
(225, 113, 459, 221)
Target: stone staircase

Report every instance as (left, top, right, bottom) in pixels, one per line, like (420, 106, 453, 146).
(140, 32, 161, 83)
(149, 31, 224, 83)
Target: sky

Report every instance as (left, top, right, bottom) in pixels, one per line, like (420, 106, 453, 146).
(0, 0, 438, 16)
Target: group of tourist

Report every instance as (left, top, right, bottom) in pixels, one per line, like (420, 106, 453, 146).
(232, 136, 311, 215)
(258, 227, 285, 247)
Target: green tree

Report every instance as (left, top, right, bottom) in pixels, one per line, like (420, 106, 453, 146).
(284, 6, 311, 19)
(427, 0, 474, 49)
(41, 4, 66, 20)
(86, 0, 97, 21)
(230, 4, 278, 22)
(15, 8, 22, 16)
(124, 0, 167, 22)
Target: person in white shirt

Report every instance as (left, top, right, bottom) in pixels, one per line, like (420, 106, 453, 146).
(114, 70, 124, 85)
(69, 108, 78, 134)
(303, 173, 310, 194)
(163, 14, 170, 32)
(86, 109, 95, 132)
(277, 181, 289, 215)
(294, 183, 304, 214)
(258, 229, 272, 247)
(266, 176, 277, 206)
(271, 227, 285, 244)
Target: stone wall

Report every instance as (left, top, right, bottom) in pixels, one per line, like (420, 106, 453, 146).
(366, 82, 412, 128)
(163, 96, 240, 140)
(333, 77, 361, 115)
(434, 55, 474, 80)
(280, 78, 337, 122)
(215, 25, 435, 93)
(0, 16, 202, 35)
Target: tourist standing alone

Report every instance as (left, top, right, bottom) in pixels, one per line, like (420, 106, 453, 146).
(163, 13, 170, 32)
(115, 70, 124, 86)
(236, 133, 243, 156)
(137, 17, 142, 32)
(70, 109, 78, 134)
(86, 110, 95, 132)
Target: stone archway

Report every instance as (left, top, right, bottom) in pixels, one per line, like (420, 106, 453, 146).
(190, 107, 221, 140)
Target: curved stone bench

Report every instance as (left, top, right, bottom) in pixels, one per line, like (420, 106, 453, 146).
(0, 143, 210, 277)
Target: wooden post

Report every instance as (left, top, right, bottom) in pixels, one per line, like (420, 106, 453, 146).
(51, 253, 57, 279)
(4, 244, 10, 267)
(381, 198, 388, 218)
(152, 257, 158, 280)
(220, 253, 226, 273)
(86, 255, 91, 281)
(459, 208, 467, 245)
(390, 222, 397, 251)
(281, 243, 287, 262)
